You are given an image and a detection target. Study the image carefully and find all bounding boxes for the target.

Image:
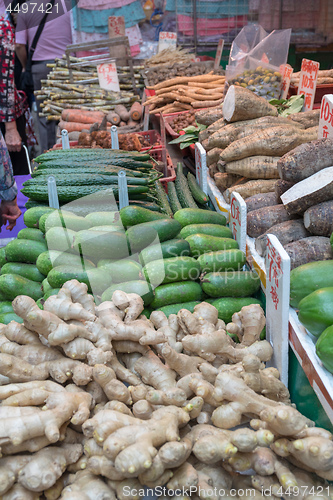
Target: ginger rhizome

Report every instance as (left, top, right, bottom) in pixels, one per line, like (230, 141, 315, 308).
(0, 282, 331, 497)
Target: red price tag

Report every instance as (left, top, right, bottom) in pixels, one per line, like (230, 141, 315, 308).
(318, 94, 333, 139)
(280, 64, 293, 99)
(97, 62, 120, 92)
(108, 16, 125, 38)
(297, 58, 320, 111)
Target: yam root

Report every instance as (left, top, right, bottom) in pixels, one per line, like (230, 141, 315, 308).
(303, 200, 333, 236)
(245, 192, 279, 213)
(224, 156, 280, 179)
(288, 109, 320, 129)
(195, 106, 224, 126)
(284, 236, 333, 270)
(224, 179, 277, 203)
(223, 85, 278, 122)
(255, 220, 311, 257)
(247, 204, 298, 238)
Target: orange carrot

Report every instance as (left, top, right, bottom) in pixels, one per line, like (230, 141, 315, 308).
(61, 109, 104, 124)
(59, 120, 91, 132)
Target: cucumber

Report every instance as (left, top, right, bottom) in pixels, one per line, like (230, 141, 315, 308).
(150, 281, 203, 309)
(120, 206, 167, 228)
(25, 200, 49, 210)
(201, 271, 261, 298)
(41, 210, 92, 233)
(0, 302, 14, 314)
(156, 301, 201, 317)
(211, 297, 263, 323)
(139, 238, 190, 266)
(175, 162, 198, 209)
(23, 206, 55, 228)
(174, 208, 227, 227)
(141, 308, 152, 319)
(36, 250, 95, 276)
(32, 166, 145, 178)
(126, 219, 181, 254)
(74, 230, 129, 260)
(0, 274, 43, 301)
(154, 180, 173, 217)
(298, 287, 333, 337)
(101, 280, 154, 306)
(1, 263, 45, 282)
(44, 289, 61, 300)
(23, 174, 148, 187)
(45, 227, 78, 254)
(143, 256, 201, 286)
(98, 259, 142, 283)
(5, 239, 48, 264)
(290, 261, 333, 308)
(198, 249, 246, 273)
(180, 224, 233, 240)
(187, 172, 208, 205)
(168, 182, 182, 214)
(22, 185, 149, 203)
(85, 211, 122, 227)
(186, 234, 238, 257)
(17, 228, 45, 243)
(47, 265, 112, 294)
(89, 226, 120, 233)
(42, 277, 52, 294)
(0, 247, 7, 268)
(0, 312, 23, 325)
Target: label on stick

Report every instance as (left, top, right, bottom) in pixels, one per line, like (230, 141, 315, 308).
(97, 62, 120, 92)
(297, 58, 320, 111)
(280, 64, 293, 99)
(318, 94, 333, 139)
(195, 142, 208, 195)
(108, 16, 125, 38)
(158, 31, 177, 52)
(214, 39, 224, 71)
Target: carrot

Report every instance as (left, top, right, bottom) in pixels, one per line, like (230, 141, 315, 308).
(221, 126, 318, 163)
(114, 104, 130, 122)
(224, 156, 280, 179)
(130, 102, 143, 121)
(61, 109, 104, 124)
(224, 179, 277, 203)
(106, 111, 121, 125)
(59, 120, 91, 132)
(223, 85, 278, 122)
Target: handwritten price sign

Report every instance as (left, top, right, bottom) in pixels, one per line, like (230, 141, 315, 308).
(97, 62, 120, 92)
(214, 39, 224, 71)
(108, 16, 125, 38)
(280, 64, 293, 99)
(318, 94, 333, 139)
(158, 31, 177, 52)
(230, 192, 246, 253)
(297, 58, 320, 111)
(265, 234, 290, 386)
(195, 142, 208, 195)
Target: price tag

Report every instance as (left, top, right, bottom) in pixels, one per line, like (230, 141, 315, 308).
(158, 32, 177, 52)
(195, 142, 208, 194)
(297, 58, 320, 111)
(214, 39, 224, 72)
(280, 64, 293, 99)
(229, 192, 246, 253)
(97, 62, 120, 92)
(265, 234, 290, 386)
(318, 94, 333, 139)
(108, 16, 125, 38)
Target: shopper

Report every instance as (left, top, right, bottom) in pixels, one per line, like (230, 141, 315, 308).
(0, 2, 30, 175)
(15, 0, 72, 153)
(0, 130, 22, 231)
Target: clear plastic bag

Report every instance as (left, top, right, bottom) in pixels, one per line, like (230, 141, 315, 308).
(225, 25, 291, 99)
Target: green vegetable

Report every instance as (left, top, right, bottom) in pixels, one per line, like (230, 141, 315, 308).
(290, 261, 333, 308)
(1, 263, 45, 283)
(22, 185, 149, 203)
(139, 239, 190, 265)
(174, 208, 226, 227)
(201, 271, 261, 298)
(156, 301, 201, 317)
(17, 228, 45, 243)
(175, 163, 198, 209)
(168, 182, 182, 214)
(186, 233, 238, 257)
(298, 287, 333, 337)
(0, 312, 23, 324)
(0, 247, 7, 268)
(24, 206, 55, 228)
(5, 239, 48, 265)
(169, 123, 207, 149)
(198, 249, 246, 273)
(316, 325, 333, 374)
(154, 180, 173, 217)
(0, 274, 43, 301)
(101, 280, 154, 306)
(269, 94, 305, 117)
(212, 297, 262, 323)
(143, 256, 201, 286)
(119, 206, 166, 227)
(180, 224, 233, 240)
(126, 218, 181, 254)
(150, 281, 203, 309)
(187, 172, 208, 205)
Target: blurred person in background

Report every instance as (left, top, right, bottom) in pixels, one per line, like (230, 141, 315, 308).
(15, 0, 72, 153)
(0, 129, 22, 231)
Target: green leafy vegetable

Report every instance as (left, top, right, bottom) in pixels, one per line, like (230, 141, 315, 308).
(269, 94, 305, 117)
(169, 122, 207, 148)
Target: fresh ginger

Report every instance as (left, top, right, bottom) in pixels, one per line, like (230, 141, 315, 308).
(226, 304, 266, 346)
(44, 288, 96, 322)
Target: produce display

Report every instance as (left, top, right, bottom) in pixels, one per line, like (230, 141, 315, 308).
(77, 130, 158, 151)
(226, 65, 282, 99)
(144, 73, 226, 115)
(291, 68, 333, 86)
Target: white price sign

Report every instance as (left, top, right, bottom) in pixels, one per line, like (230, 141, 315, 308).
(195, 142, 208, 194)
(318, 94, 333, 139)
(158, 32, 177, 52)
(214, 39, 224, 72)
(265, 234, 290, 386)
(297, 58, 320, 111)
(229, 192, 246, 253)
(97, 62, 120, 92)
(280, 64, 293, 99)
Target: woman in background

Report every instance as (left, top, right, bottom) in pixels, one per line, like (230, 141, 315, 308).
(0, 129, 22, 231)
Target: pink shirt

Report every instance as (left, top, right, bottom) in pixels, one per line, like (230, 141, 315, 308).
(15, 0, 72, 61)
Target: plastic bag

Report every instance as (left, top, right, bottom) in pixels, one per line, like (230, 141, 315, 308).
(225, 25, 291, 100)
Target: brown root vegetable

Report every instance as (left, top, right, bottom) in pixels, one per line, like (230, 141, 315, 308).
(245, 192, 279, 213)
(303, 200, 333, 236)
(119, 121, 127, 127)
(61, 109, 104, 124)
(214, 173, 242, 193)
(129, 102, 142, 121)
(195, 106, 224, 126)
(288, 109, 320, 129)
(221, 127, 318, 163)
(281, 166, 333, 215)
(192, 98, 223, 108)
(247, 205, 298, 238)
(224, 179, 277, 203)
(199, 118, 226, 142)
(106, 112, 121, 126)
(209, 163, 219, 177)
(207, 148, 223, 167)
(275, 180, 295, 202)
(277, 139, 333, 183)
(284, 237, 333, 270)
(255, 220, 311, 257)
(224, 156, 280, 179)
(114, 104, 130, 122)
(223, 85, 278, 122)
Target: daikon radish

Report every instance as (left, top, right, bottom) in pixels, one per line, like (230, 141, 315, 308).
(223, 85, 278, 122)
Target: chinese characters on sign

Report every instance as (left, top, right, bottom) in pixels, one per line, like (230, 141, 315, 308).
(158, 32, 177, 52)
(97, 62, 120, 92)
(280, 64, 293, 99)
(229, 192, 246, 253)
(297, 58, 320, 111)
(108, 16, 125, 38)
(318, 94, 333, 139)
(267, 238, 283, 311)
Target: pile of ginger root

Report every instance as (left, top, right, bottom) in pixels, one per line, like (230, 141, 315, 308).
(0, 279, 332, 500)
